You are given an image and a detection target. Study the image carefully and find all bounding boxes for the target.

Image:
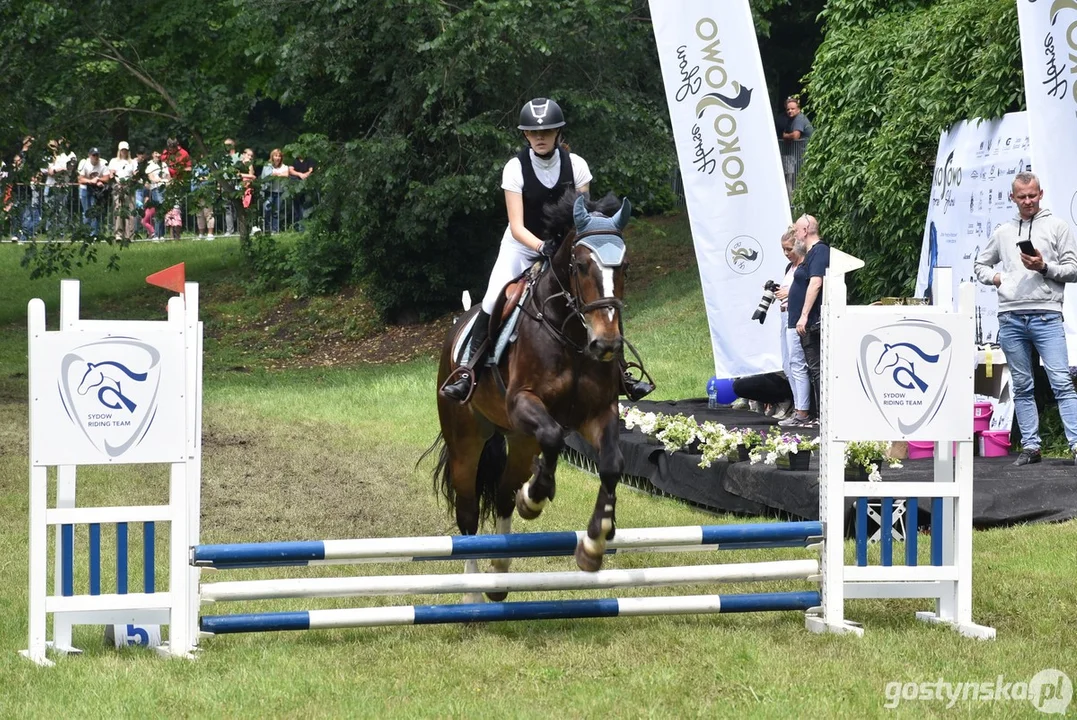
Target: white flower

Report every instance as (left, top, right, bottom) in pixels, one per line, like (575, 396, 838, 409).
(638, 412, 659, 435)
(765, 451, 778, 465)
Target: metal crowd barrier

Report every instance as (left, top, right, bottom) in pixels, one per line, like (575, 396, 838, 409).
(3, 183, 315, 241)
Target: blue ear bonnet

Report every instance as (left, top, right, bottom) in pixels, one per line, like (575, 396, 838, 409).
(573, 195, 631, 267)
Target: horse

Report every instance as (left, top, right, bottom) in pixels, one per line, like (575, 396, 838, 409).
(428, 192, 632, 602)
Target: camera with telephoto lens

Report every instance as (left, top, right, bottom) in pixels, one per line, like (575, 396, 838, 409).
(751, 280, 780, 324)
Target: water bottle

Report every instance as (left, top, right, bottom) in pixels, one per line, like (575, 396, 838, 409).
(707, 376, 719, 409)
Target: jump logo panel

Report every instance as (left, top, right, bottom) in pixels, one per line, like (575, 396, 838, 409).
(57, 338, 164, 458)
(856, 320, 953, 434)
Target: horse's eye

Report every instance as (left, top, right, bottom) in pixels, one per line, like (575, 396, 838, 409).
(573, 260, 588, 273)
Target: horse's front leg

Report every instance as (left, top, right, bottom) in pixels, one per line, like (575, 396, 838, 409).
(574, 408, 624, 572)
(508, 391, 563, 521)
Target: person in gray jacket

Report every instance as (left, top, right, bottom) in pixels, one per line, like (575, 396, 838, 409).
(974, 172, 1077, 466)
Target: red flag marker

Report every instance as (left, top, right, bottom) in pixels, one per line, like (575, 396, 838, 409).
(146, 263, 186, 295)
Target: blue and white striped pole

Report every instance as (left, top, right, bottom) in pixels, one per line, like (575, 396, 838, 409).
(200, 591, 822, 634)
(200, 558, 821, 602)
(192, 522, 823, 569)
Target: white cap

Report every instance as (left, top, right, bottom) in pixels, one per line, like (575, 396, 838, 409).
(118, 141, 130, 151)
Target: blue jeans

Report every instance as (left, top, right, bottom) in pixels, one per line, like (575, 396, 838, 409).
(78, 186, 100, 235)
(264, 191, 282, 233)
(781, 320, 811, 412)
(997, 311, 1077, 451)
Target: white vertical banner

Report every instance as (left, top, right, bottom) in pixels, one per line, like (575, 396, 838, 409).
(1017, 0, 1077, 359)
(913, 113, 1031, 345)
(650, 0, 789, 379)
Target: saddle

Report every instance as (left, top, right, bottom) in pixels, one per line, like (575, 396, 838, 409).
(455, 260, 544, 370)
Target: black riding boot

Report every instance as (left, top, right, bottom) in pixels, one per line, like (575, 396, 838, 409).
(440, 310, 490, 402)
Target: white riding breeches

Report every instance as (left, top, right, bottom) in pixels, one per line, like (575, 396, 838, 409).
(481, 232, 541, 315)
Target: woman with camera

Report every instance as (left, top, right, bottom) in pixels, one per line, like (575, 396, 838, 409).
(775, 228, 813, 427)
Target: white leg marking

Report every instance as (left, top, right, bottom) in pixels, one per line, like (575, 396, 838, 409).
(463, 558, 484, 604)
(490, 516, 513, 573)
(520, 479, 549, 513)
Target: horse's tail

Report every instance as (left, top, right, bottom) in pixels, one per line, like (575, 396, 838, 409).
(475, 433, 506, 525)
(422, 433, 455, 510)
(425, 431, 505, 526)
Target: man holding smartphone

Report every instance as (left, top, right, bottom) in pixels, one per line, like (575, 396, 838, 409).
(974, 172, 1077, 466)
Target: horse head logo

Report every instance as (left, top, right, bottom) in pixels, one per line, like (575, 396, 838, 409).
(76, 361, 146, 412)
(872, 342, 938, 393)
(857, 321, 953, 435)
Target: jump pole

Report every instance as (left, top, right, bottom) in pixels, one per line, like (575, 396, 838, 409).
(191, 521, 823, 568)
(200, 558, 821, 602)
(200, 591, 823, 635)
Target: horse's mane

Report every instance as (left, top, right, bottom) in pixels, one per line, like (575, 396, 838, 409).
(543, 192, 622, 241)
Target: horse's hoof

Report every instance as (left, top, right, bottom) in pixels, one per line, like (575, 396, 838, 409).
(485, 590, 508, 602)
(462, 592, 485, 605)
(515, 488, 546, 520)
(574, 541, 604, 573)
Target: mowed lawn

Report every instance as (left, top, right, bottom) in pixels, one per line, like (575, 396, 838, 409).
(0, 229, 1075, 718)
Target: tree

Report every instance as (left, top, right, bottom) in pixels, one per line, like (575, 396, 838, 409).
(243, 0, 677, 319)
(795, 0, 1022, 302)
(1, 0, 258, 276)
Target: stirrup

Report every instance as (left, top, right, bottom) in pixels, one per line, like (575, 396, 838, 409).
(622, 374, 655, 402)
(620, 354, 655, 402)
(440, 366, 477, 404)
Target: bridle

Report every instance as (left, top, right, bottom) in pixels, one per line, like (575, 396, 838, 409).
(522, 229, 625, 354)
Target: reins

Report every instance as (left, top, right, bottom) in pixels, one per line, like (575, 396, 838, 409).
(519, 231, 624, 354)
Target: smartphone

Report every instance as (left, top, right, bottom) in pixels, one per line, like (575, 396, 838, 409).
(1017, 240, 1036, 256)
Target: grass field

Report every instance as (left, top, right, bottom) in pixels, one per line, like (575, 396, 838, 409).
(1, 225, 1075, 718)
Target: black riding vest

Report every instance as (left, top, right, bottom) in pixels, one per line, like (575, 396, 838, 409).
(517, 146, 575, 239)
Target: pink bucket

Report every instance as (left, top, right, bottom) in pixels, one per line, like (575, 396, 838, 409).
(978, 430, 1011, 458)
(973, 402, 994, 434)
(907, 441, 934, 459)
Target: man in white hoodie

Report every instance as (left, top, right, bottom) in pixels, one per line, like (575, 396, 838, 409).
(974, 172, 1077, 466)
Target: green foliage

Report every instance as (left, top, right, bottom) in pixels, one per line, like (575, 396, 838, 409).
(797, 0, 1023, 303)
(245, 0, 677, 318)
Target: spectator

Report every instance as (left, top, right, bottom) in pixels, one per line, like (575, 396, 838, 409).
(236, 148, 257, 238)
(141, 150, 169, 240)
(132, 147, 149, 233)
(43, 138, 74, 231)
(778, 96, 813, 201)
(786, 213, 829, 424)
(289, 154, 315, 231)
(108, 141, 138, 241)
(190, 160, 216, 240)
(260, 148, 290, 233)
(774, 227, 811, 425)
(222, 138, 239, 235)
(160, 137, 191, 182)
(14, 136, 42, 240)
(974, 171, 1077, 466)
(732, 373, 794, 410)
(77, 147, 110, 236)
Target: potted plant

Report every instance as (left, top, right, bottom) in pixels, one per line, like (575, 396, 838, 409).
(697, 422, 738, 467)
(844, 440, 903, 481)
(752, 427, 819, 471)
(655, 413, 700, 454)
(620, 404, 661, 437)
(731, 427, 763, 462)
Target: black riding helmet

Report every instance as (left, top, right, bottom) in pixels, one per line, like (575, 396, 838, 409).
(518, 98, 566, 130)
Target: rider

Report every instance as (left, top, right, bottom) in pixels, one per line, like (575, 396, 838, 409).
(439, 98, 653, 403)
